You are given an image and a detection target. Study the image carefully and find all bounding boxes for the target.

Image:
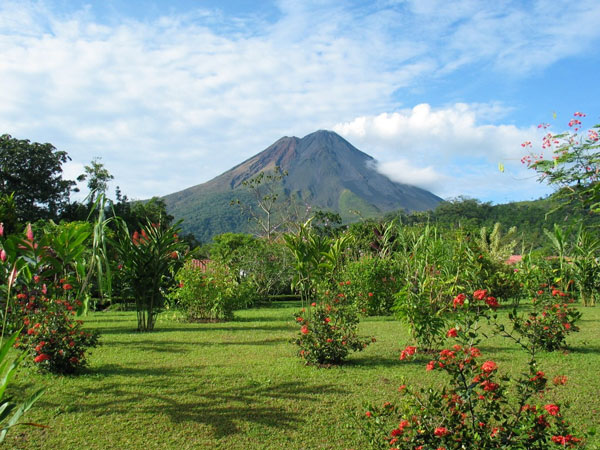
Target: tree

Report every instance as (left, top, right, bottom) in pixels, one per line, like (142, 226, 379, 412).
(110, 190, 173, 232)
(77, 157, 114, 205)
(231, 167, 290, 241)
(0, 134, 75, 222)
(524, 112, 600, 213)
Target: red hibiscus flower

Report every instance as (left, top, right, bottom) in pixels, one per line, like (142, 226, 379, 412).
(481, 361, 497, 373)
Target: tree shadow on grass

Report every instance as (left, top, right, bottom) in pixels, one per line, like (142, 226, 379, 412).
(104, 336, 289, 352)
(344, 354, 406, 368)
(565, 345, 600, 354)
(94, 324, 296, 335)
(55, 374, 344, 438)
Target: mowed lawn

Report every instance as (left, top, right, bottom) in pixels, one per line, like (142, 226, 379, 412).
(6, 303, 600, 449)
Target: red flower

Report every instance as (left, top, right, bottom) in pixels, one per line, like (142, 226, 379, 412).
(481, 361, 497, 373)
(26, 223, 34, 241)
(296, 317, 303, 322)
(426, 361, 436, 371)
(481, 380, 499, 392)
(0, 249, 6, 262)
(434, 427, 449, 437)
(446, 328, 458, 338)
(530, 371, 545, 381)
(473, 289, 488, 300)
(324, 317, 331, 323)
(452, 293, 466, 308)
(311, 302, 316, 307)
(468, 347, 481, 357)
(17, 293, 27, 299)
(300, 326, 309, 335)
(553, 375, 567, 385)
(365, 411, 372, 417)
(34, 353, 50, 363)
(400, 346, 417, 360)
(63, 283, 73, 290)
(551, 435, 580, 445)
(368, 292, 373, 297)
(544, 404, 560, 416)
(485, 296, 499, 308)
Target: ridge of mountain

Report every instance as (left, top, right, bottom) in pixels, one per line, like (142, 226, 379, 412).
(163, 130, 442, 241)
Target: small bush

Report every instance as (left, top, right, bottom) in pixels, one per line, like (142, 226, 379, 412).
(170, 260, 255, 321)
(336, 257, 402, 315)
(360, 348, 583, 449)
(16, 296, 99, 375)
(510, 286, 581, 351)
(293, 292, 374, 365)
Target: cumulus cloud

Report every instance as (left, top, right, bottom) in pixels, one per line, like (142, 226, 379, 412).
(334, 103, 548, 200)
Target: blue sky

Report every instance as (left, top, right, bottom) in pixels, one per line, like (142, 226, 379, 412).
(1, 0, 599, 204)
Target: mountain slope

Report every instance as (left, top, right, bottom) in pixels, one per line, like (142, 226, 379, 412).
(164, 130, 442, 241)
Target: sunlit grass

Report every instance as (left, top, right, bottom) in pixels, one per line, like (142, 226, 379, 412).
(6, 302, 600, 449)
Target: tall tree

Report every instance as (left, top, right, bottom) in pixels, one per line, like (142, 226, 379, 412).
(0, 134, 74, 222)
(77, 157, 114, 204)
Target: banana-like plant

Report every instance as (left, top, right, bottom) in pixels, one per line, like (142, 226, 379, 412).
(114, 219, 185, 331)
(0, 331, 45, 443)
(283, 218, 351, 306)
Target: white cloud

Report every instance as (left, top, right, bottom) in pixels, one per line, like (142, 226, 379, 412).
(376, 159, 448, 192)
(334, 103, 549, 201)
(0, 0, 598, 203)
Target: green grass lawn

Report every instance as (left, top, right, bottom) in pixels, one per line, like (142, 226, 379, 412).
(6, 303, 600, 449)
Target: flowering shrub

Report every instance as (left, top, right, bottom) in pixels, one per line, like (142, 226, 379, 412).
(293, 292, 374, 365)
(358, 289, 585, 449)
(115, 220, 186, 331)
(335, 257, 402, 315)
(509, 286, 581, 352)
(1, 224, 99, 374)
(17, 296, 98, 374)
(360, 348, 583, 449)
(169, 260, 255, 321)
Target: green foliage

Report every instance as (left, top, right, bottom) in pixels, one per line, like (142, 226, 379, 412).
(527, 114, 600, 212)
(336, 257, 402, 315)
(0, 193, 18, 236)
(359, 289, 584, 449)
(232, 167, 292, 240)
(283, 218, 350, 305)
(17, 298, 99, 374)
(293, 294, 373, 365)
(572, 225, 600, 306)
(1, 224, 101, 374)
(0, 331, 45, 443)
(509, 286, 582, 352)
(464, 251, 521, 303)
(391, 225, 465, 349)
(169, 260, 254, 321)
(210, 233, 258, 265)
(232, 239, 295, 298)
(0, 134, 75, 223)
(111, 194, 174, 234)
(474, 222, 517, 262)
(114, 220, 185, 331)
(77, 157, 114, 205)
